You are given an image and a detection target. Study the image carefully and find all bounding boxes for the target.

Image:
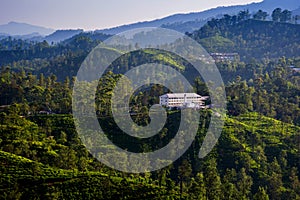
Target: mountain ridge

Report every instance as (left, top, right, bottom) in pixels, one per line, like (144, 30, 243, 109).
(96, 0, 300, 34)
(44, 29, 84, 43)
(0, 0, 299, 40)
(0, 21, 54, 36)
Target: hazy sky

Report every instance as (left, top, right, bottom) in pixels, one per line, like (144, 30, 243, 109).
(1, 0, 262, 30)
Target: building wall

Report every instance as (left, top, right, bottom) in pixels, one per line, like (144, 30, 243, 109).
(159, 94, 205, 108)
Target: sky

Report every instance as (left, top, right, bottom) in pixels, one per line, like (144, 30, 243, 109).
(0, 0, 263, 30)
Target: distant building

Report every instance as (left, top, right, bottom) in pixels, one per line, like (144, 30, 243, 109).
(0, 105, 10, 112)
(292, 68, 300, 73)
(210, 53, 239, 62)
(159, 93, 209, 109)
(289, 66, 300, 74)
(38, 110, 51, 115)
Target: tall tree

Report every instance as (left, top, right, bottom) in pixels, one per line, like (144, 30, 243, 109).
(289, 167, 300, 196)
(188, 172, 207, 200)
(178, 159, 192, 198)
(204, 158, 222, 200)
(253, 187, 269, 200)
(222, 169, 238, 200)
(280, 9, 292, 22)
(253, 10, 268, 20)
(268, 172, 283, 200)
(238, 10, 251, 22)
(272, 8, 282, 22)
(236, 168, 253, 200)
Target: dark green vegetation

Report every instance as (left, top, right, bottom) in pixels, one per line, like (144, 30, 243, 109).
(0, 8, 300, 200)
(190, 10, 300, 61)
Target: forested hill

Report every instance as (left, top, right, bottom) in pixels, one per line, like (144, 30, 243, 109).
(1, 10, 300, 198)
(190, 18, 300, 61)
(1, 108, 300, 199)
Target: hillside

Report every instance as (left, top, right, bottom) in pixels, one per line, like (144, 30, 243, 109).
(0, 21, 54, 36)
(96, 0, 300, 34)
(0, 0, 298, 43)
(0, 107, 299, 199)
(1, 4, 300, 198)
(191, 18, 300, 60)
(1, 49, 300, 198)
(0, 150, 174, 199)
(0, 0, 299, 41)
(44, 29, 84, 44)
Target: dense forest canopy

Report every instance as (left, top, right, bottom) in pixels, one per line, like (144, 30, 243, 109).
(0, 8, 300, 200)
(189, 9, 300, 61)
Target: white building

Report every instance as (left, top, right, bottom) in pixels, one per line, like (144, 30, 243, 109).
(210, 53, 239, 62)
(159, 93, 209, 109)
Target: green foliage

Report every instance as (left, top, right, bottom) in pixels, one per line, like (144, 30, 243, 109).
(253, 10, 268, 21)
(199, 35, 235, 53)
(254, 187, 269, 200)
(191, 12, 300, 60)
(0, 151, 178, 200)
(0, 109, 300, 199)
(1, 9, 300, 199)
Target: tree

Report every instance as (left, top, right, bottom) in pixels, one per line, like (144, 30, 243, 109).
(236, 168, 253, 199)
(204, 158, 222, 200)
(237, 10, 251, 22)
(254, 76, 264, 113)
(295, 15, 300, 24)
(268, 172, 283, 200)
(289, 167, 300, 196)
(269, 157, 282, 175)
(272, 8, 282, 22)
(178, 159, 192, 198)
(222, 169, 238, 200)
(155, 160, 172, 186)
(39, 73, 45, 87)
(57, 131, 67, 144)
(254, 187, 269, 200)
(280, 9, 292, 22)
(189, 172, 207, 200)
(253, 10, 268, 20)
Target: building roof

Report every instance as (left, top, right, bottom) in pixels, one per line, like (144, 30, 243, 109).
(210, 53, 238, 56)
(201, 96, 210, 100)
(160, 93, 201, 98)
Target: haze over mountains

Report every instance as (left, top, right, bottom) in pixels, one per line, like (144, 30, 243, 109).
(96, 0, 300, 34)
(0, 0, 299, 42)
(0, 21, 54, 36)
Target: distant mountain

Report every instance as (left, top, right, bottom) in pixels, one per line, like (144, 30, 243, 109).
(1, 0, 299, 43)
(259, 0, 299, 11)
(10, 32, 43, 40)
(161, 20, 208, 33)
(44, 29, 84, 43)
(0, 21, 54, 36)
(96, 0, 300, 34)
(62, 32, 111, 45)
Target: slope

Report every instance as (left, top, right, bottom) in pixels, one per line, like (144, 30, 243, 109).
(0, 21, 54, 36)
(192, 19, 300, 60)
(0, 150, 177, 199)
(96, 0, 300, 34)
